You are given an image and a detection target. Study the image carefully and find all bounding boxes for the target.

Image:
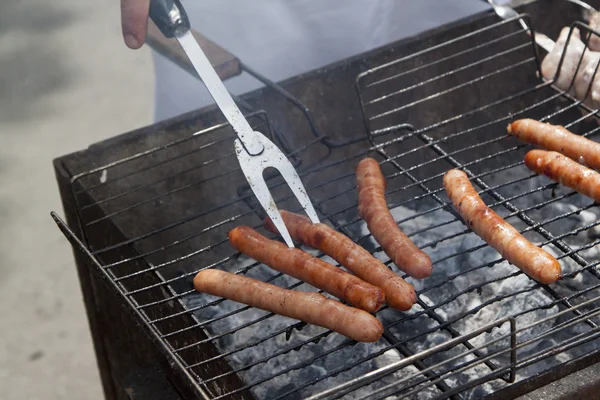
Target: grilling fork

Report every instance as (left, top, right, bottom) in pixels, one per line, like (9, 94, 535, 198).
(149, 0, 319, 247)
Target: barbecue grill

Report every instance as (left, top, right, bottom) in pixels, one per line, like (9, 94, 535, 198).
(53, 1, 600, 398)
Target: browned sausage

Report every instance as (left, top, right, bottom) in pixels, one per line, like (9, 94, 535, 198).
(508, 119, 600, 170)
(525, 149, 600, 202)
(228, 226, 385, 313)
(356, 157, 433, 279)
(264, 210, 417, 311)
(194, 269, 384, 342)
(443, 169, 561, 284)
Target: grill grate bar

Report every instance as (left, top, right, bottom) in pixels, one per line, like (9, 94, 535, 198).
(85, 166, 240, 227)
(367, 333, 460, 400)
(113, 244, 214, 282)
(316, 293, 600, 400)
(516, 325, 600, 372)
(369, 58, 536, 122)
(376, 84, 559, 171)
(389, 315, 598, 400)
(364, 29, 526, 89)
(194, 330, 348, 387)
(73, 119, 249, 197)
(366, 42, 531, 107)
(89, 183, 262, 256)
(183, 322, 330, 370)
(366, 334, 515, 400)
(357, 16, 528, 79)
(370, 77, 553, 138)
(72, 112, 270, 196)
(104, 212, 247, 269)
(83, 151, 236, 211)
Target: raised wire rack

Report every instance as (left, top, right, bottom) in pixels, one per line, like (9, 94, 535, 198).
(54, 13, 600, 400)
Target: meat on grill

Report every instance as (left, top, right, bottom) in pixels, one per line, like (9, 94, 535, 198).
(525, 149, 600, 203)
(541, 27, 600, 108)
(264, 210, 417, 311)
(508, 118, 600, 171)
(194, 269, 384, 342)
(356, 157, 433, 279)
(228, 226, 385, 313)
(443, 169, 561, 284)
(587, 11, 600, 52)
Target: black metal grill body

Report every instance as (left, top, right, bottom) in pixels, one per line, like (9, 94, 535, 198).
(54, 1, 600, 399)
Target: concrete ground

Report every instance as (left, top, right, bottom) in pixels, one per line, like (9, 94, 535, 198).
(0, 1, 153, 399)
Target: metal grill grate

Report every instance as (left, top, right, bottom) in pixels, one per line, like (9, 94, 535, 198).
(54, 12, 600, 400)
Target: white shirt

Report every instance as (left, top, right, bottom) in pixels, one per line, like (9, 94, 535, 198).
(152, 0, 492, 122)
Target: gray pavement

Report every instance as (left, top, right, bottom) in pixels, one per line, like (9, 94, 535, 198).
(0, 1, 153, 399)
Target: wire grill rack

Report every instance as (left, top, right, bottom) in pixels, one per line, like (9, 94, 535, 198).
(54, 13, 600, 400)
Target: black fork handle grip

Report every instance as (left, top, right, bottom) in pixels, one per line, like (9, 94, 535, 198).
(149, 0, 191, 38)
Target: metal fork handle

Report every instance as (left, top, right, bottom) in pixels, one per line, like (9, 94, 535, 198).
(149, 0, 264, 156)
(149, 0, 190, 38)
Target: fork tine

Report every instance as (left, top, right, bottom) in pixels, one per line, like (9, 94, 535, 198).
(246, 173, 295, 248)
(273, 156, 320, 224)
(235, 139, 295, 248)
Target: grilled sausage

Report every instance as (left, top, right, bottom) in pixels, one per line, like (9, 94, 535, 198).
(228, 226, 385, 313)
(356, 157, 433, 279)
(264, 210, 417, 311)
(443, 169, 561, 284)
(508, 119, 600, 170)
(194, 269, 384, 342)
(525, 149, 600, 202)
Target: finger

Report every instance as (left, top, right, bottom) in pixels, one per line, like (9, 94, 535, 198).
(121, 0, 150, 49)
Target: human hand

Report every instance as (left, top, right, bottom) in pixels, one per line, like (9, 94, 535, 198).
(121, 0, 150, 49)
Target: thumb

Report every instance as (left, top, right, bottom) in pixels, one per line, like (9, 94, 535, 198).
(121, 0, 150, 49)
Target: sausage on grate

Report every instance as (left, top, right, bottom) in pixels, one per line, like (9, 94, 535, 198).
(525, 149, 600, 203)
(228, 226, 385, 313)
(508, 119, 600, 170)
(356, 157, 433, 279)
(443, 169, 561, 284)
(194, 269, 384, 342)
(264, 210, 417, 311)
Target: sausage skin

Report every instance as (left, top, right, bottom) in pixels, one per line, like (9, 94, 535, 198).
(264, 210, 417, 311)
(525, 149, 600, 202)
(508, 119, 600, 170)
(356, 158, 433, 279)
(228, 226, 385, 313)
(443, 169, 561, 284)
(194, 269, 384, 342)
